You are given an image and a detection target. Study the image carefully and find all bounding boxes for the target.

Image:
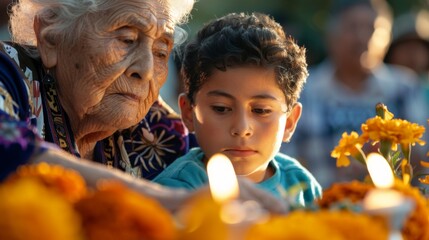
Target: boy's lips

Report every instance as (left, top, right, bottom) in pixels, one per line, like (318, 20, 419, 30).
(223, 148, 257, 157)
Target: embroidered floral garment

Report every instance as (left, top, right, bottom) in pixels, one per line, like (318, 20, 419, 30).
(0, 42, 195, 180)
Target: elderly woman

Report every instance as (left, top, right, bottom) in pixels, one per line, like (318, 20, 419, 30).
(0, 0, 287, 212)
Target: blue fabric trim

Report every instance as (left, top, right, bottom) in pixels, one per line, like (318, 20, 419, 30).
(0, 51, 30, 120)
(0, 51, 35, 181)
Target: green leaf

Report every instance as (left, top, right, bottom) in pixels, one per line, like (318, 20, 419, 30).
(391, 150, 402, 169)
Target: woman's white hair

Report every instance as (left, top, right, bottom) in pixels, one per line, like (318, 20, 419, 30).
(9, 0, 195, 48)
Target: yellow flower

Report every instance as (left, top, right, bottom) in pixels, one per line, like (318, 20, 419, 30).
(361, 117, 425, 147)
(317, 181, 374, 208)
(418, 175, 429, 184)
(245, 211, 343, 240)
(5, 162, 88, 203)
(176, 191, 229, 240)
(393, 180, 429, 240)
(317, 180, 429, 240)
(0, 178, 84, 240)
(421, 160, 429, 169)
(331, 132, 365, 167)
(245, 210, 388, 240)
(75, 180, 177, 240)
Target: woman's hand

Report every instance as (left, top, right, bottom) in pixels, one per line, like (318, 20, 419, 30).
(32, 149, 288, 214)
(235, 176, 289, 214)
(154, 177, 289, 214)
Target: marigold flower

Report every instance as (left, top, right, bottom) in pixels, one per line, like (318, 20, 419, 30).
(245, 210, 388, 240)
(317, 180, 429, 240)
(75, 181, 176, 240)
(392, 180, 429, 240)
(5, 162, 88, 203)
(317, 181, 374, 208)
(0, 178, 84, 240)
(331, 132, 365, 167)
(361, 117, 425, 147)
(418, 175, 429, 185)
(421, 160, 429, 168)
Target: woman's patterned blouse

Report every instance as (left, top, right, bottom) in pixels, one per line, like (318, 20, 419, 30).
(0, 41, 196, 181)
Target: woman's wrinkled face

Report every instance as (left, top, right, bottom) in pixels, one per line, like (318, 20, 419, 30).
(56, 0, 174, 130)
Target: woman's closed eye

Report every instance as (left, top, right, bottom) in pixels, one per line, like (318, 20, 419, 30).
(116, 27, 138, 46)
(153, 49, 169, 60)
(116, 34, 138, 48)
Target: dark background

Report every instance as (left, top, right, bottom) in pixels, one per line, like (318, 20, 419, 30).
(181, 0, 428, 67)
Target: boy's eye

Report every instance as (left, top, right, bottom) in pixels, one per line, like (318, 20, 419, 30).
(211, 105, 231, 114)
(252, 108, 272, 115)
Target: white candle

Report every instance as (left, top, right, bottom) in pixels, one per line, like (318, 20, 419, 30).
(207, 153, 267, 240)
(363, 153, 415, 240)
(207, 153, 239, 203)
(366, 153, 395, 188)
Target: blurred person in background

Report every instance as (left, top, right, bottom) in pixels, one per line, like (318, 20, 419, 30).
(384, 10, 429, 98)
(282, 0, 428, 188)
(384, 10, 429, 185)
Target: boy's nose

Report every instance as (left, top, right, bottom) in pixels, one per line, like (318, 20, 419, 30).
(230, 114, 253, 137)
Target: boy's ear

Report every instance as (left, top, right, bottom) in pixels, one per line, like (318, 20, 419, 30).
(282, 102, 302, 142)
(178, 93, 195, 132)
(34, 16, 58, 68)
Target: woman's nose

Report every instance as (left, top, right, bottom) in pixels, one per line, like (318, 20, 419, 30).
(126, 46, 154, 81)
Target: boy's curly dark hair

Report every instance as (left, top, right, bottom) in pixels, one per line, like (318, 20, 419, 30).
(181, 12, 308, 111)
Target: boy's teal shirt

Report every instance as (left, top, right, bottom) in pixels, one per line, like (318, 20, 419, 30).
(154, 147, 322, 207)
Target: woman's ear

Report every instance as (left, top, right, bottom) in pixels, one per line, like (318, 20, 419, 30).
(282, 102, 302, 142)
(178, 93, 195, 132)
(34, 16, 58, 68)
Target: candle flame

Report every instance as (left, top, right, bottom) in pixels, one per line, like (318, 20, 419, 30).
(366, 153, 394, 188)
(207, 153, 239, 203)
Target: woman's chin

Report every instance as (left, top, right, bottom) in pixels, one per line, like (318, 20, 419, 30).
(98, 109, 143, 130)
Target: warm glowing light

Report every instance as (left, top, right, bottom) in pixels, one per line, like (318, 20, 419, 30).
(207, 153, 239, 203)
(416, 10, 429, 39)
(363, 188, 405, 210)
(366, 153, 394, 188)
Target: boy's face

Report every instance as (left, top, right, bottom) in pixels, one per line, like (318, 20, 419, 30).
(180, 67, 302, 182)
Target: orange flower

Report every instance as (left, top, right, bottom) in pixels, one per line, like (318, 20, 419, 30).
(75, 181, 176, 240)
(317, 181, 374, 208)
(317, 180, 429, 240)
(418, 175, 429, 185)
(361, 117, 425, 148)
(245, 210, 388, 240)
(331, 132, 365, 167)
(5, 162, 88, 203)
(392, 180, 429, 240)
(0, 178, 84, 240)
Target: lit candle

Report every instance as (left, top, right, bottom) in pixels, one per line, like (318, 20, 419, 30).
(208, 154, 266, 240)
(207, 153, 239, 203)
(176, 153, 265, 240)
(363, 153, 415, 240)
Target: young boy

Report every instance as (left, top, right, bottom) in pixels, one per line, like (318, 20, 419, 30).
(154, 12, 322, 207)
